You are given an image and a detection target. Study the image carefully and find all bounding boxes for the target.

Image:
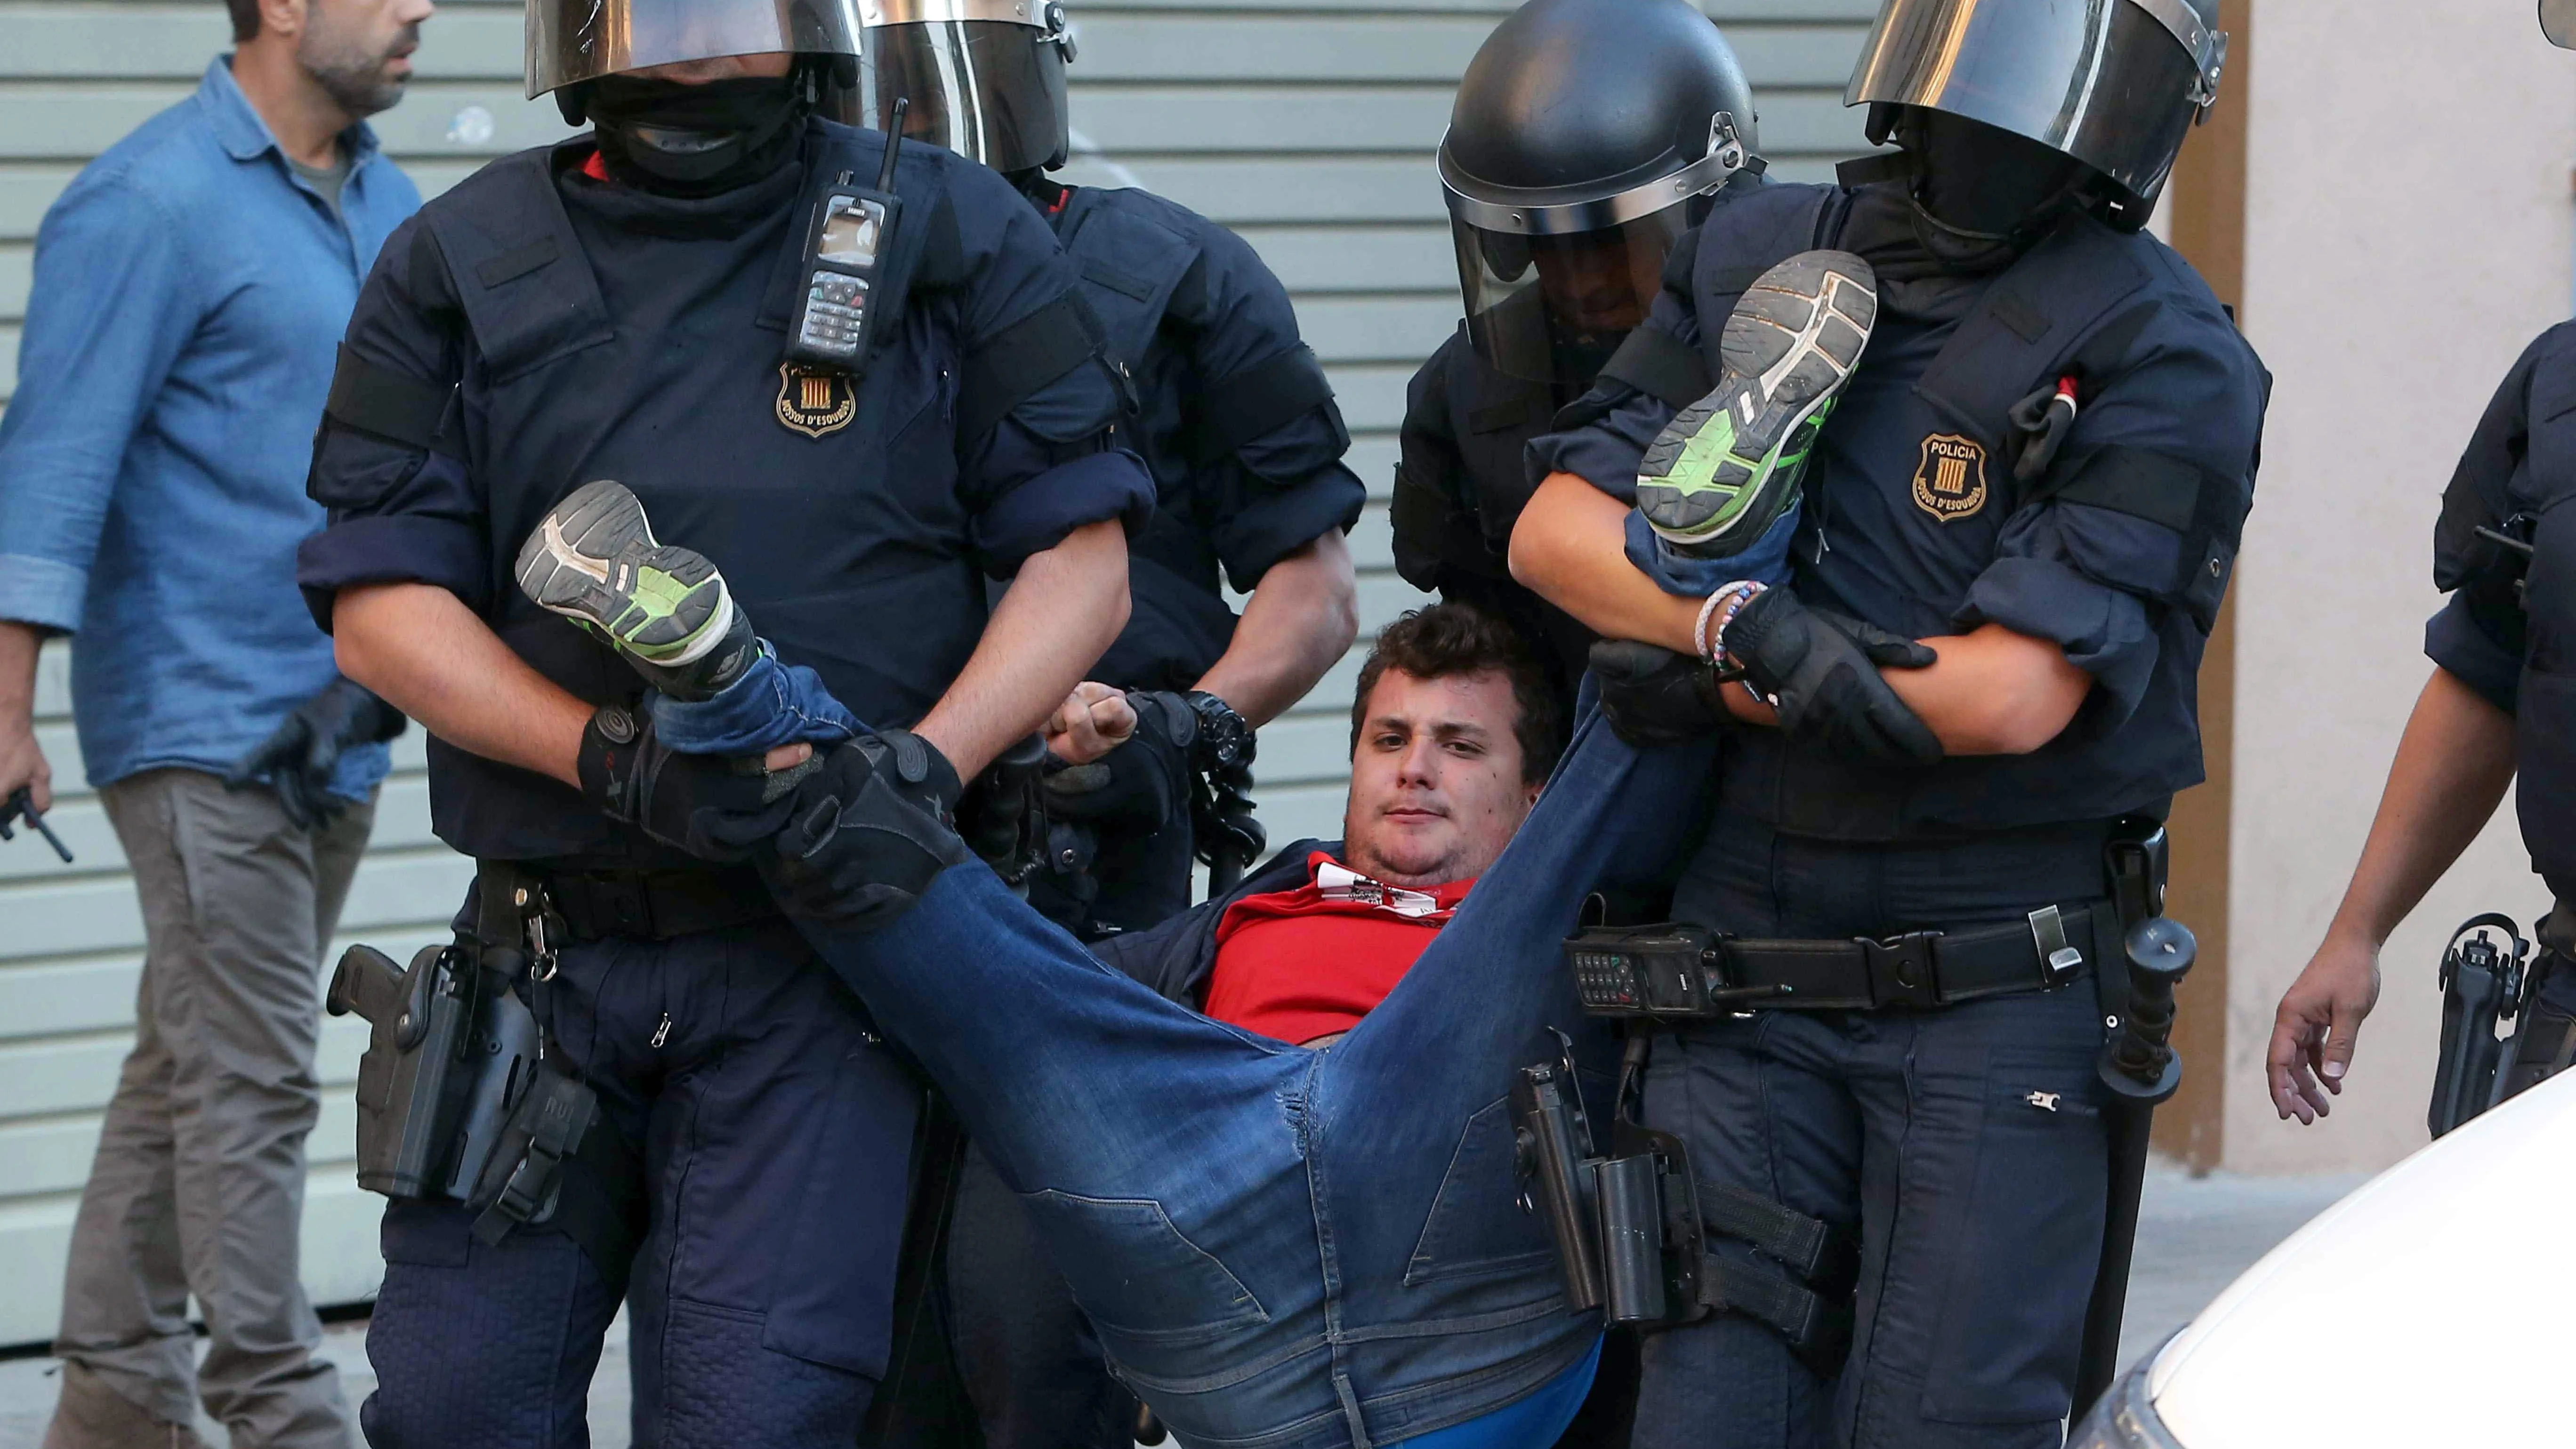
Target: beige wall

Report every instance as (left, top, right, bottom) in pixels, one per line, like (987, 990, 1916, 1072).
(2227, 5, 2574, 1172)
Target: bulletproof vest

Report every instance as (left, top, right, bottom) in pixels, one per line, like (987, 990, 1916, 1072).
(1390, 328, 1605, 704)
(1050, 187, 1238, 691)
(1050, 186, 1344, 693)
(1675, 179, 2244, 840)
(414, 127, 990, 863)
(2507, 332, 2576, 894)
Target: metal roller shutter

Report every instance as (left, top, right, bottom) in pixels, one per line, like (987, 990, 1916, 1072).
(0, 0, 1875, 1342)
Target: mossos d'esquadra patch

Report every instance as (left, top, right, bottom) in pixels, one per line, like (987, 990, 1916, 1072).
(777, 362, 856, 439)
(1912, 433, 1988, 522)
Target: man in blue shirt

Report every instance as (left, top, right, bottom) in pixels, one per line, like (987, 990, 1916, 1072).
(0, 0, 430, 1443)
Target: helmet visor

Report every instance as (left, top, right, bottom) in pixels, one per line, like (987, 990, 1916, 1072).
(528, 0, 863, 98)
(1451, 202, 1690, 386)
(1844, 0, 2215, 205)
(861, 19, 1069, 173)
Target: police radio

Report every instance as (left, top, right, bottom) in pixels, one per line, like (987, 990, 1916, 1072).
(786, 99, 909, 375)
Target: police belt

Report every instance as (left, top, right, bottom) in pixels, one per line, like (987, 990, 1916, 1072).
(534, 865, 780, 943)
(1711, 903, 2106, 1011)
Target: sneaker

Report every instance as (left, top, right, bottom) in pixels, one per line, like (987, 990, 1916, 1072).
(515, 479, 758, 700)
(1633, 250, 1878, 554)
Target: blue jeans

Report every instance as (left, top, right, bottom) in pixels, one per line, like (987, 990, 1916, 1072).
(767, 712, 1715, 1449)
(651, 648, 863, 754)
(1623, 503, 1800, 598)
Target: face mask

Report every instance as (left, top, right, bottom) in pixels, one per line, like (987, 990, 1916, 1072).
(586, 73, 811, 197)
(1901, 110, 2095, 262)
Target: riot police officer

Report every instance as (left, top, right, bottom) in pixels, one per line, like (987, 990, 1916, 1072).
(291, 1, 1152, 1442)
(2268, 0, 2576, 1135)
(865, 0, 1365, 940)
(853, 7, 1361, 1447)
(1508, 0, 2264, 1443)
(1394, 0, 1762, 714)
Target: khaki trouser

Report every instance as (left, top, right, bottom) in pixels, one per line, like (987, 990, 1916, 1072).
(54, 769, 374, 1449)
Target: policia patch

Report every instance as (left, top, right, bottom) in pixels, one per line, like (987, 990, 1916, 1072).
(777, 363, 857, 439)
(1913, 434, 1989, 522)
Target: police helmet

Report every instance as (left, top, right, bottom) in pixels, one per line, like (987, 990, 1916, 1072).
(857, 0, 1077, 176)
(2547, 0, 2576, 47)
(1440, 0, 1759, 385)
(525, 0, 865, 99)
(1845, 0, 2228, 216)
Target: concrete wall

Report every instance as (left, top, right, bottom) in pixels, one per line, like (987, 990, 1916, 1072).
(2227, 4, 2574, 1172)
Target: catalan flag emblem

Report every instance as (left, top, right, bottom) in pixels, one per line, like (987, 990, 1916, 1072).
(776, 362, 857, 439)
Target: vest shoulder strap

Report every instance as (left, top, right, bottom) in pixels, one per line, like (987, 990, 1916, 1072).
(1690, 182, 1842, 365)
(419, 148, 612, 383)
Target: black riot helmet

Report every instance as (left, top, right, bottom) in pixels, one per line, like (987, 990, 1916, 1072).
(1846, 0, 2228, 227)
(527, 0, 865, 193)
(1440, 0, 1760, 386)
(856, 0, 1077, 177)
(2547, 0, 2576, 48)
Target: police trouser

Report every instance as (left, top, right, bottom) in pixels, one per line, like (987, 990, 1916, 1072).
(1631, 816, 2119, 1449)
(361, 891, 919, 1449)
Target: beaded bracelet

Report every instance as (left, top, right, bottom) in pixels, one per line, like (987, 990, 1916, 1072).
(1695, 580, 1767, 671)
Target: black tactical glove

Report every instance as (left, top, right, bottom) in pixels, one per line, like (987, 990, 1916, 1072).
(1042, 691, 1194, 830)
(1589, 640, 1732, 747)
(575, 703, 826, 859)
(1721, 588, 1944, 767)
(225, 677, 408, 829)
(738, 731, 979, 928)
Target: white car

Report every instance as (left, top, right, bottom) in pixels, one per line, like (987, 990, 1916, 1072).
(2069, 1069, 2576, 1446)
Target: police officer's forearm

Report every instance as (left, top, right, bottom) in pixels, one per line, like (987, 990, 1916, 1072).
(332, 582, 594, 788)
(1194, 532, 1358, 727)
(916, 519, 1130, 780)
(2321, 666, 2517, 952)
(1879, 625, 2092, 755)
(1509, 474, 1701, 652)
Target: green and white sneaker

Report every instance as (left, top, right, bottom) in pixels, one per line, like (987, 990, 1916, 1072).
(515, 479, 758, 701)
(1634, 250, 1878, 554)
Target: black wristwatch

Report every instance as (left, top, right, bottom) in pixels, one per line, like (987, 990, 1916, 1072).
(1183, 690, 1255, 773)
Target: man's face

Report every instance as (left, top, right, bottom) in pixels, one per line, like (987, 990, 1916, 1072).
(298, 0, 431, 119)
(1342, 669, 1539, 890)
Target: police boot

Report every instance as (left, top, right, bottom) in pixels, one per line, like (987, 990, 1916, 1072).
(515, 478, 761, 700)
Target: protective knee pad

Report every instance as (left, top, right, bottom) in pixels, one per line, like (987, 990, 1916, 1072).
(648, 1299, 877, 1449)
(363, 1207, 620, 1449)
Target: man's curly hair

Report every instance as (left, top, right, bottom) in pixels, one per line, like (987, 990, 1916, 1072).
(1347, 602, 1564, 786)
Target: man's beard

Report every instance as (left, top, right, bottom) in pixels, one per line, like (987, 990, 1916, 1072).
(300, 18, 416, 119)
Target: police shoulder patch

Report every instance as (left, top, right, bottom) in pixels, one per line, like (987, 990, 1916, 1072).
(777, 363, 856, 439)
(1912, 433, 1988, 523)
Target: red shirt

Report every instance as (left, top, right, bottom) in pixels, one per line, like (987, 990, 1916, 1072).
(1201, 853, 1476, 1045)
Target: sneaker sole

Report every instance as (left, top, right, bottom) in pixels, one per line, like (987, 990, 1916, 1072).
(514, 479, 735, 665)
(1634, 250, 1879, 548)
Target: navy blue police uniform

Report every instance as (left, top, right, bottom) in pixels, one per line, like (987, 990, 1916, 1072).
(2427, 325, 2576, 1006)
(1393, 325, 1614, 715)
(937, 177, 1363, 1449)
(1530, 175, 2266, 1448)
(295, 121, 1152, 1449)
(1021, 178, 1364, 938)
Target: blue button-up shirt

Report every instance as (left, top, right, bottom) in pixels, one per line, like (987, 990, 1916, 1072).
(0, 57, 419, 794)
